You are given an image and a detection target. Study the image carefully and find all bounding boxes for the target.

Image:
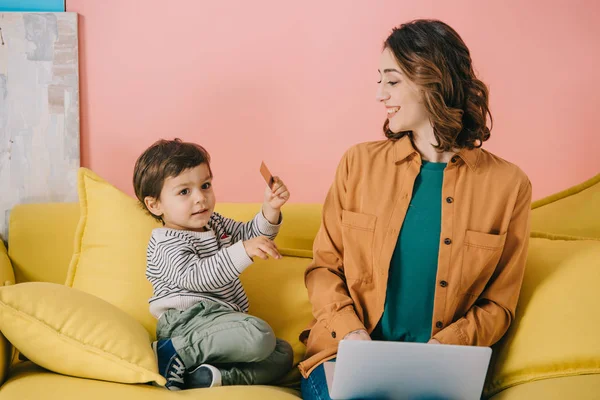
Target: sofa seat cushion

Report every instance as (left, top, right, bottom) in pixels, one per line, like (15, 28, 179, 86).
(488, 374, 600, 400)
(0, 362, 300, 400)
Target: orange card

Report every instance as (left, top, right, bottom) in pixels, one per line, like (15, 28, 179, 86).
(260, 161, 275, 189)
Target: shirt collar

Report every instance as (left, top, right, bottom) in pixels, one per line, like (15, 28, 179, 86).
(392, 135, 482, 171)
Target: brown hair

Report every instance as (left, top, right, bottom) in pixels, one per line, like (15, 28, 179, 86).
(383, 19, 492, 151)
(133, 138, 212, 221)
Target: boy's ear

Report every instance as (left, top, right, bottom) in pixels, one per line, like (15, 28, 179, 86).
(144, 196, 163, 218)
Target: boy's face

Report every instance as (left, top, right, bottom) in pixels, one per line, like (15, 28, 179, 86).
(147, 163, 215, 232)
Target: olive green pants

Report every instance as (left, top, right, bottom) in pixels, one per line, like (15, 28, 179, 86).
(157, 301, 293, 385)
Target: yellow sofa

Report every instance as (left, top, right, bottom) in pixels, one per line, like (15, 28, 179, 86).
(0, 170, 598, 399)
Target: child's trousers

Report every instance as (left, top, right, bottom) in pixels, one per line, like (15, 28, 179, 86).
(156, 300, 294, 386)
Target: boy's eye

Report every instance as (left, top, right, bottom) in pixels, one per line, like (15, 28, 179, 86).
(179, 189, 189, 195)
(201, 182, 212, 190)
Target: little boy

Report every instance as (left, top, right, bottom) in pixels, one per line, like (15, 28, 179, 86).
(133, 138, 293, 390)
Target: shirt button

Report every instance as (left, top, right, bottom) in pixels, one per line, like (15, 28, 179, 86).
(446, 197, 454, 203)
(444, 238, 452, 245)
(436, 321, 443, 329)
(451, 156, 458, 163)
(331, 331, 337, 339)
(440, 280, 448, 287)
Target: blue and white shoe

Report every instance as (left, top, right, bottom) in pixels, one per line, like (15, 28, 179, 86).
(152, 339, 186, 391)
(186, 364, 222, 388)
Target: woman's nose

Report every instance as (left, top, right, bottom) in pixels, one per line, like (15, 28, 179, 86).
(376, 85, 390, 102)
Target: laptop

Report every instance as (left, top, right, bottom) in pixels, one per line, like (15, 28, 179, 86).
(324, 340, 492, 400)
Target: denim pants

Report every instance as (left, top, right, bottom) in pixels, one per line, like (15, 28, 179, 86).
(300, 360, 335, 400)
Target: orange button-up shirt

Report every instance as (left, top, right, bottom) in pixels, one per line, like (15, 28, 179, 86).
(299, 137, 532, 378)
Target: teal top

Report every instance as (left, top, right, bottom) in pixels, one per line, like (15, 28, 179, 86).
(372, 161, 446, 343)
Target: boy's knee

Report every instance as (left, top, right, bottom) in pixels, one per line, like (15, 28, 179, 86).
(246, 318, 276, 361)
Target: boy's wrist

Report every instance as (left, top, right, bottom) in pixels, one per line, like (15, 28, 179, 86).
(262, 203, 281, 225)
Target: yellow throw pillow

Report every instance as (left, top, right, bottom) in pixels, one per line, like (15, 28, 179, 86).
(66, 168, 162, 336)
(0, 282, 165, 385)
(484, 237, 600, 397)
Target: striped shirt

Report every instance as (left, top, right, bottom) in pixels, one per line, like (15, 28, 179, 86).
(146, 211, 281, 318)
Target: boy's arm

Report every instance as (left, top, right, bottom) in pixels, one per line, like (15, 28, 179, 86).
(212, 211, 281, 242)
(149, 235, 253, 292)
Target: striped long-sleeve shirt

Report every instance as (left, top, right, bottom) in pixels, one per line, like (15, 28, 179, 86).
(146, 211, 281, 318)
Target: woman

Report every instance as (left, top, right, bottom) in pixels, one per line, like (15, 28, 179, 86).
(299, 19, 531, 399)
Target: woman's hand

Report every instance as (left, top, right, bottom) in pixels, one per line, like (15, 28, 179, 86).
(343, 329, 371, 341)
(427, 338, 441, 344)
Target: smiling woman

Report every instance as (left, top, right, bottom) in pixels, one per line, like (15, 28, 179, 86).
(381, 21, 492, 154)
(299, 19, 532, 400)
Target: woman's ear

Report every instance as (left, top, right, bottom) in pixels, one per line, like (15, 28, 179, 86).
(144, 196, 163, 218)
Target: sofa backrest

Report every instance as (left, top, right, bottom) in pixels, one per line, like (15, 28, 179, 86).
(9, 203, 80, 284)
(8, 202, 323, 285)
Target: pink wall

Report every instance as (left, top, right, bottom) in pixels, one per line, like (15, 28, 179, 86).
(67, 0, 600, 203)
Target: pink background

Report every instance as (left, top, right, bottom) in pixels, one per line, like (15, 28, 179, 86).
(67, 0, 600, 203)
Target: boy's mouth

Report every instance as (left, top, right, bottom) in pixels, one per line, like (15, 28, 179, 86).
(192, 209, 207, 216)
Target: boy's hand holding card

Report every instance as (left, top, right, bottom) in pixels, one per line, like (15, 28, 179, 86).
(260, 161, 290, 213)
(260, 161, 275, 189)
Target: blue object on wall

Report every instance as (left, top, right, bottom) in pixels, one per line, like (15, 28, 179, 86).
(0, 0, 64, 12)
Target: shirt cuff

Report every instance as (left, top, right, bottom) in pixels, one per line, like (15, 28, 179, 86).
(432, 321, 468, 345)
(328, 309, 366, 340)
(227, 240, 254, 274)
(256, 210, 282, 237)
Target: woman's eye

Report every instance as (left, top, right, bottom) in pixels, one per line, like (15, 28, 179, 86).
(179, 189, 189, 195)
(388, 81, 398, 86)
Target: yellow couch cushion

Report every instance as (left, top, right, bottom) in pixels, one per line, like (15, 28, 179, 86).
(530, 173, 600, 239)
(66, 169, 162, 335)
(2, 362, 300, 400)
(0, 282, 164, 385)
(8, 203, 80, 284)
(65, 168, 316, 384)
(484, 237, 600, 397)
(488, 374, 600, 400)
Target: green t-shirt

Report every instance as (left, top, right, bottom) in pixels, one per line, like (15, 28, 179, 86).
(372, 161, 446, 343)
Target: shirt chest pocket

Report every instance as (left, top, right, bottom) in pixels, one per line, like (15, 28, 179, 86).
(460, 230, 507, 296)
(341, 210, 377, 282)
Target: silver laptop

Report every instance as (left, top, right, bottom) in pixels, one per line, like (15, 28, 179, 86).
(324, 340, 492, 400)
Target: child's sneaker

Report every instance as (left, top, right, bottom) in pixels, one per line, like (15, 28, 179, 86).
(152, 339, 186, 391)
(186, 364, 222, 388)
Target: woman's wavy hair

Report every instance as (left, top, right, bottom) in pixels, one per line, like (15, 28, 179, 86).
(383, 19, 492, 150)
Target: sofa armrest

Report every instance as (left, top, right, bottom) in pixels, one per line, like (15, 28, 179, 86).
(0, 241, 15, 386)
